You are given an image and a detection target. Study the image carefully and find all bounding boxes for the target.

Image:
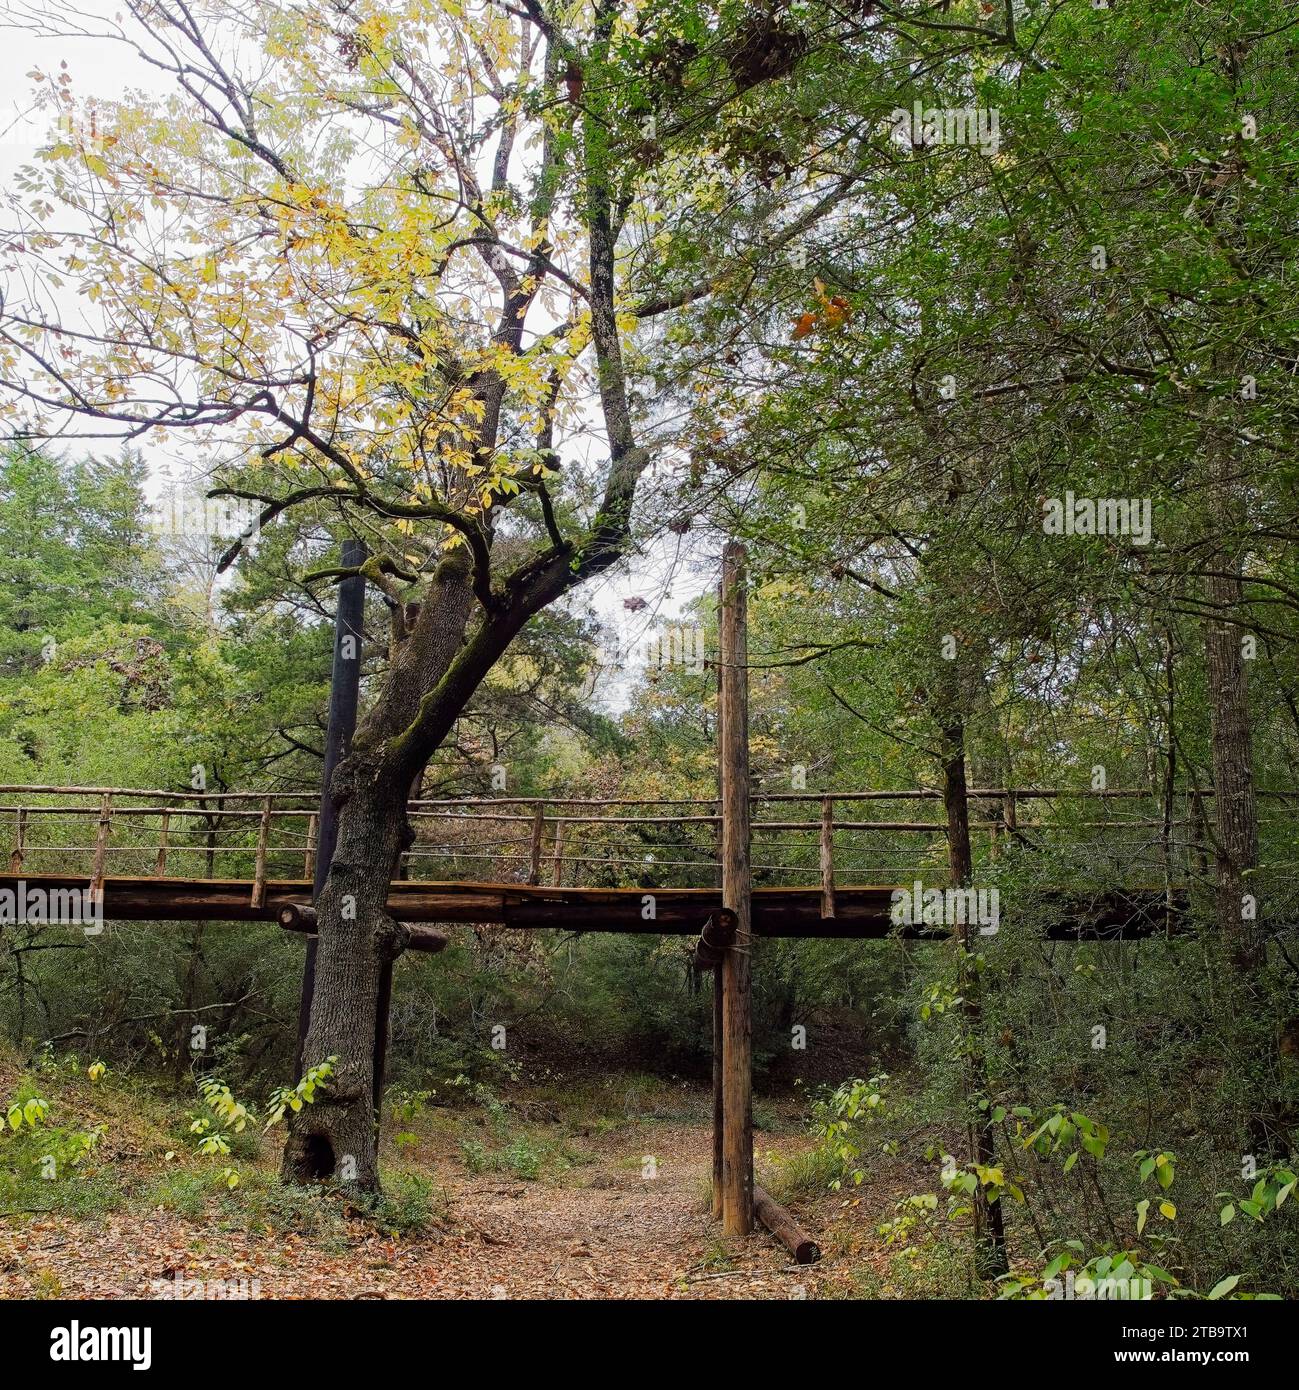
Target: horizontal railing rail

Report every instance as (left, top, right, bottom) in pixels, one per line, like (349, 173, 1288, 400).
(0, 784, 1291, 903)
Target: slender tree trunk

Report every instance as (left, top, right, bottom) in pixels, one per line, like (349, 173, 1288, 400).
(1203, 566, 1261, 972)
(943, 720, 1008, 1280)
(1199, 438, 1279, 1155)
(1158, 626, 1177, 938)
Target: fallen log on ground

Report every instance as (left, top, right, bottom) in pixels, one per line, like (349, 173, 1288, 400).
(753, 1184, 820, 1264)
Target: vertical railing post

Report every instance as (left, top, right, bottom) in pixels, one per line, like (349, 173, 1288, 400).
(154, 810, 170, 878)
(251, 797, 272, 909)
(90, 793, 112, 899)
(528, 804, 545, 885)
(304, 813, 317, 881)
(819, 795, 836, 920)
(10, 807, 25, 873)
(551, 818, 565, 887)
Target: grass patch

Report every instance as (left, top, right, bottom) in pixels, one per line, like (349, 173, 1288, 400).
(460, 1131, 589, 1182)
(762, 1143, 850, 1202)
(140, 1168, 211, 1219)
(849, 1236, 974, 1300)
(354, 1170, 445, 1235)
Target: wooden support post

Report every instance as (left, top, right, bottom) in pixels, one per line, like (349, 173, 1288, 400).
(373, 960, 394, 1115)
(296, 537, 366, 1079)
(719, 541, 753, 1237)
(551, 819, 565, 887)
(711, 738, 724, 1222)
(90, 793, 112, 899)
(819, 795, 836, 919)
(251, 797, 272, 909)
(278, 904, 447, 953)
(10, 808, 25, 873)
(528, 804, 545, 885)
(278, 902, 317, 931)
(711, 968, 723, 1221)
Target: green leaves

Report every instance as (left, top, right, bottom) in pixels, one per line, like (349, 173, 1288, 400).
(264, 1057, 337, 1130)
(1020, 1106, 1109, 1166)
(1215, 1166, 1298, 1227)
(1000, 1242, 1181, 1300)
(197, 1076, 251, 1133)
(1136, 1149, 1176, 1189)
(6, 1096, 49, 1131)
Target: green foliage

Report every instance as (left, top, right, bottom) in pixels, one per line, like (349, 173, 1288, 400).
(1000, 1244, 1179, 1301)
(0, 1079, 112, 1214)
(353, 1171, 441, 1237)
(811, 1074, 890, 1189)
(1218, 1164, 1297, 1228)
(184, 1062, 333, 1179)
(264, 1058, 337, 1130)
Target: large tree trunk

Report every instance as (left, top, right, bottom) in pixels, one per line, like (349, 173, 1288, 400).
(279, 775, 411, 1186)
(281, 555, 476, 1185)
(281, 459, 642, 1187)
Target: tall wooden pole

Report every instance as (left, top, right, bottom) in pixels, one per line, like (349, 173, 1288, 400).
(711, 968, 724, 1221)
(719, 541, 753, 1236)
(711, 668, 725, 1221)
(295, 537, 366, 1079)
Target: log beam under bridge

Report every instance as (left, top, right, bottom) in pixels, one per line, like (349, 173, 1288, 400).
(0, 874, 1181, 939)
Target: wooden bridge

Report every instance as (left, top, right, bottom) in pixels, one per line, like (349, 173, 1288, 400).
(0, 782, 1206, 939)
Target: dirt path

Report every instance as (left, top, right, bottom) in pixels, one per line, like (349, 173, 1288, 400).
(1, 1122, 840, 1300)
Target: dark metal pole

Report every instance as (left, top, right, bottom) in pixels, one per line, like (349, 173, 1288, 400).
(294, 536, 366, 1078)
(371, 768, 422, 1111)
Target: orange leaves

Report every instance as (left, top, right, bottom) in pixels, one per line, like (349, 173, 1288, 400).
(790, 278, 853, 341)
(820, 300, 853, 332)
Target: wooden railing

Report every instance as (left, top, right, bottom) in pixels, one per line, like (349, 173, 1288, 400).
(1, 784, 1293, 897)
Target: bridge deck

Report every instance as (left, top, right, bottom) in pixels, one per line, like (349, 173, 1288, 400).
(0, 873, 1177, 940)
